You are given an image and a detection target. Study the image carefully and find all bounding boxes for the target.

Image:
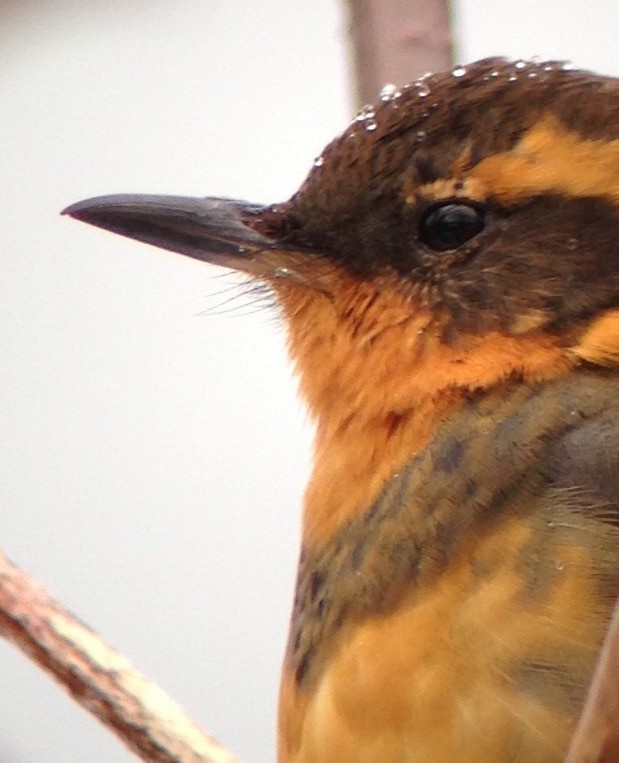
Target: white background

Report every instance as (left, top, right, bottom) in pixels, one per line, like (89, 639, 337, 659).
(2, 2, 618, 762)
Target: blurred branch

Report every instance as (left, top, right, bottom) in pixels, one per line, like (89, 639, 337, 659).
(346, 0, 453, 106)
(566, 595, 619, 762)
(0, 550, 239, 763)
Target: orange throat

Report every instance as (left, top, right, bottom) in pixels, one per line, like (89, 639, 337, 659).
(271, 272, 575, 544)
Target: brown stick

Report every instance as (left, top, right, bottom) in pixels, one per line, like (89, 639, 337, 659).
(566, 596, 619, 762)
(0, 550, 239, 763)
(347, 0, 453, 107)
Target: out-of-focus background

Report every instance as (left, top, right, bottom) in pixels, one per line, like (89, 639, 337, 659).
(1, 2, 618, 761)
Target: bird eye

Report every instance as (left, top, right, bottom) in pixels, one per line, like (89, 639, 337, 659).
(420, 202, 485, 251)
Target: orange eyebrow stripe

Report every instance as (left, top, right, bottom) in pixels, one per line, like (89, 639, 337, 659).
(468, 115, 619, 203)
(570, 309, 619, 366)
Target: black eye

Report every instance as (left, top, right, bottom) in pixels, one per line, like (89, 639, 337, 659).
(420, 202, 485, 251)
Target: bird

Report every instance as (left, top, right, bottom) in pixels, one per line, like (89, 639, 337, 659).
(63, 57, 619, 762)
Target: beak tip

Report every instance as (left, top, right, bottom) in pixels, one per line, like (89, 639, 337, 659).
(61, 201, 81, 218)
(62, 203, 80, 217)
(62, 196, 114, 221)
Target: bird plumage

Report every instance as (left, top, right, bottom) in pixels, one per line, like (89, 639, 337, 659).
(64, 57, 619, 761)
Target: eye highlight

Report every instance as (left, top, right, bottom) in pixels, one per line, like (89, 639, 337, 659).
(420, 202, 485, 251)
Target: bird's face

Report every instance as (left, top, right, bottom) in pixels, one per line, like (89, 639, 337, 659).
(265, 58, 619, 337)
(65, 58, 619, 419)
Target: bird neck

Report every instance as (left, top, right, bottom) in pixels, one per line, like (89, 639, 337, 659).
(273, 274, 575, 545)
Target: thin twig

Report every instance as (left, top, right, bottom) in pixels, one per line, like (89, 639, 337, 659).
(566, 596, 619, 762)
(0, 550, 240, 763)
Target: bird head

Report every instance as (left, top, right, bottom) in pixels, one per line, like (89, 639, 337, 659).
(64, 58, 619, 426)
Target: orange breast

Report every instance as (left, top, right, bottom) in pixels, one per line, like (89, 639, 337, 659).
(270, 278, 617, 763)
(278, 490, 619, 763)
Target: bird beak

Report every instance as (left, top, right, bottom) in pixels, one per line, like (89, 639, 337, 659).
(62, 194, 281, 276)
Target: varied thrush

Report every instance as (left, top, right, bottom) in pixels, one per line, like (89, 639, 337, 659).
(65, 57, 619, 762)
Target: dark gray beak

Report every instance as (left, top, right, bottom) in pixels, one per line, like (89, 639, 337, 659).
(62, 194, 278, 274)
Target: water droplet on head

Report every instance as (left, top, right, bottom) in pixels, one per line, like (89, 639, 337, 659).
(364, 118, 378, 132)
(379, 82, 400, 101)
(490, 70, 500, 78)
(355, 104, 375, 122)
(313, 155, 324, 168)
(555, 562, 565, 572)
(415, 130, 426, 143)
(562, 61, 575, 71)
(567, 237, 579, 251)
(508, 74, 518, 82)
(514, 60, 527, 69)
(451, 66, 467, 78)
(528, 71, 538, 79)
(415, 82, 430, 97)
